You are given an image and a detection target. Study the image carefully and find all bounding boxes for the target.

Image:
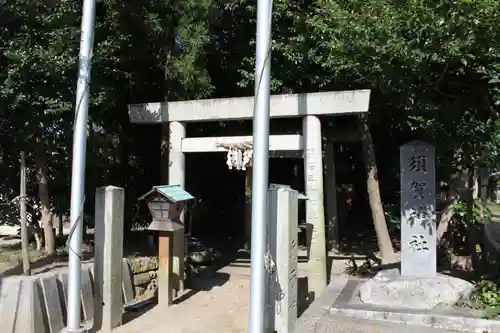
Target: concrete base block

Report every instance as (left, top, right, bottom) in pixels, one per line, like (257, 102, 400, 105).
(358, 269, 474, 310)
(59, 328, 87, 333)
(293, 278, 483, 333)
(329, 277, 500, 333)
(331, 306, 500, 333)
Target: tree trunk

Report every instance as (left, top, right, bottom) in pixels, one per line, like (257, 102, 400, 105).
(436, 200, 456, 243)
(32, 226, 43, 251)
(466, 167, 484, 277)
(35, 137, 55, 255)
(360, 114, 396, 265)
(436, 152, 468, 244)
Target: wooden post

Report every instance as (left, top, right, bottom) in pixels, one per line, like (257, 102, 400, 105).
(20, 151, 30, 276)
(158, 231, 173, 307)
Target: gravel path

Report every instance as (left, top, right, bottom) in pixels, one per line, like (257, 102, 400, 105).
(115, 266, 252, 333)
(113, 262, 461, 333)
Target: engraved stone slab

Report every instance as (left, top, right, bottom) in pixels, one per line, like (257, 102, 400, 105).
(81, 268, 94, 323)
(122, 259, 135, 304)
(39, 275, 65, 333)
(266, 185, 299, 333)
(400, 141, 436, 277)
(14, 279, 44, 333)
(0, 277, 22, 332)
(57, 272, 69, 308)
(54, 273, 68, 325)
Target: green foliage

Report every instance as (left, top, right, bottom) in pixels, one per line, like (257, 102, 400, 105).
(468, 278, 500, 320)
(308, 0, 500, 156)
(454, 199, 491, 226)
(0, 0, 214, 227)
(449, 199, 489, 257)
(473, 279, 500, 309)
(481, 120, 500, 171)
(383, 203, 401, 233)
(228, 0, 500, 195)
(2, 0, 500, 245)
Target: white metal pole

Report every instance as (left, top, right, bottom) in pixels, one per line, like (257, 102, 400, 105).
(64, 0, 96, 332)
(249, 0, 273, 330)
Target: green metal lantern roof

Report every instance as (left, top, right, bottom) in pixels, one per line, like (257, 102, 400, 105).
(139, 184, 194, 203)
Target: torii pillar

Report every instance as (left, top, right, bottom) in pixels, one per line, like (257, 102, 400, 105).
(168, 121, 186, 295)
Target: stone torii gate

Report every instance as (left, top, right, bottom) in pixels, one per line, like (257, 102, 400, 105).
(128, 89, 370, 296)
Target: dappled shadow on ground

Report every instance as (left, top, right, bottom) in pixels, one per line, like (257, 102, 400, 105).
(173, 252, 234, 304)
(122, 254, 233, 326)
(121, 298, 156, 325)
(176, 271, 231, 304)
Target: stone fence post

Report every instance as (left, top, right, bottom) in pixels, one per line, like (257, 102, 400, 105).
(93, 186, 125, 332)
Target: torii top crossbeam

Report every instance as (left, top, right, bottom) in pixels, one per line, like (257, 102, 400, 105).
(128, 90, 371, 123)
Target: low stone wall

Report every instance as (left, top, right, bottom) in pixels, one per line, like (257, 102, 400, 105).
(128, 256, 159, 297)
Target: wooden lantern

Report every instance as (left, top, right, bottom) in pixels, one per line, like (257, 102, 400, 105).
(139, 185, 194, 306)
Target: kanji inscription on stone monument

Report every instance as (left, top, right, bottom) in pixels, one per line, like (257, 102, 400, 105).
(408, 155, 428, 172)
(400, 141, 436, 277)
(409, 234, 430, 252)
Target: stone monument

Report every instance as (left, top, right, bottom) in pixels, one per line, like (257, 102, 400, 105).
(357, 141, 474, 310)
(400, 140, 436, 277)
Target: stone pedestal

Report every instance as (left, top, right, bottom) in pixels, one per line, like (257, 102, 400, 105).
(358, 269, 474, 310)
